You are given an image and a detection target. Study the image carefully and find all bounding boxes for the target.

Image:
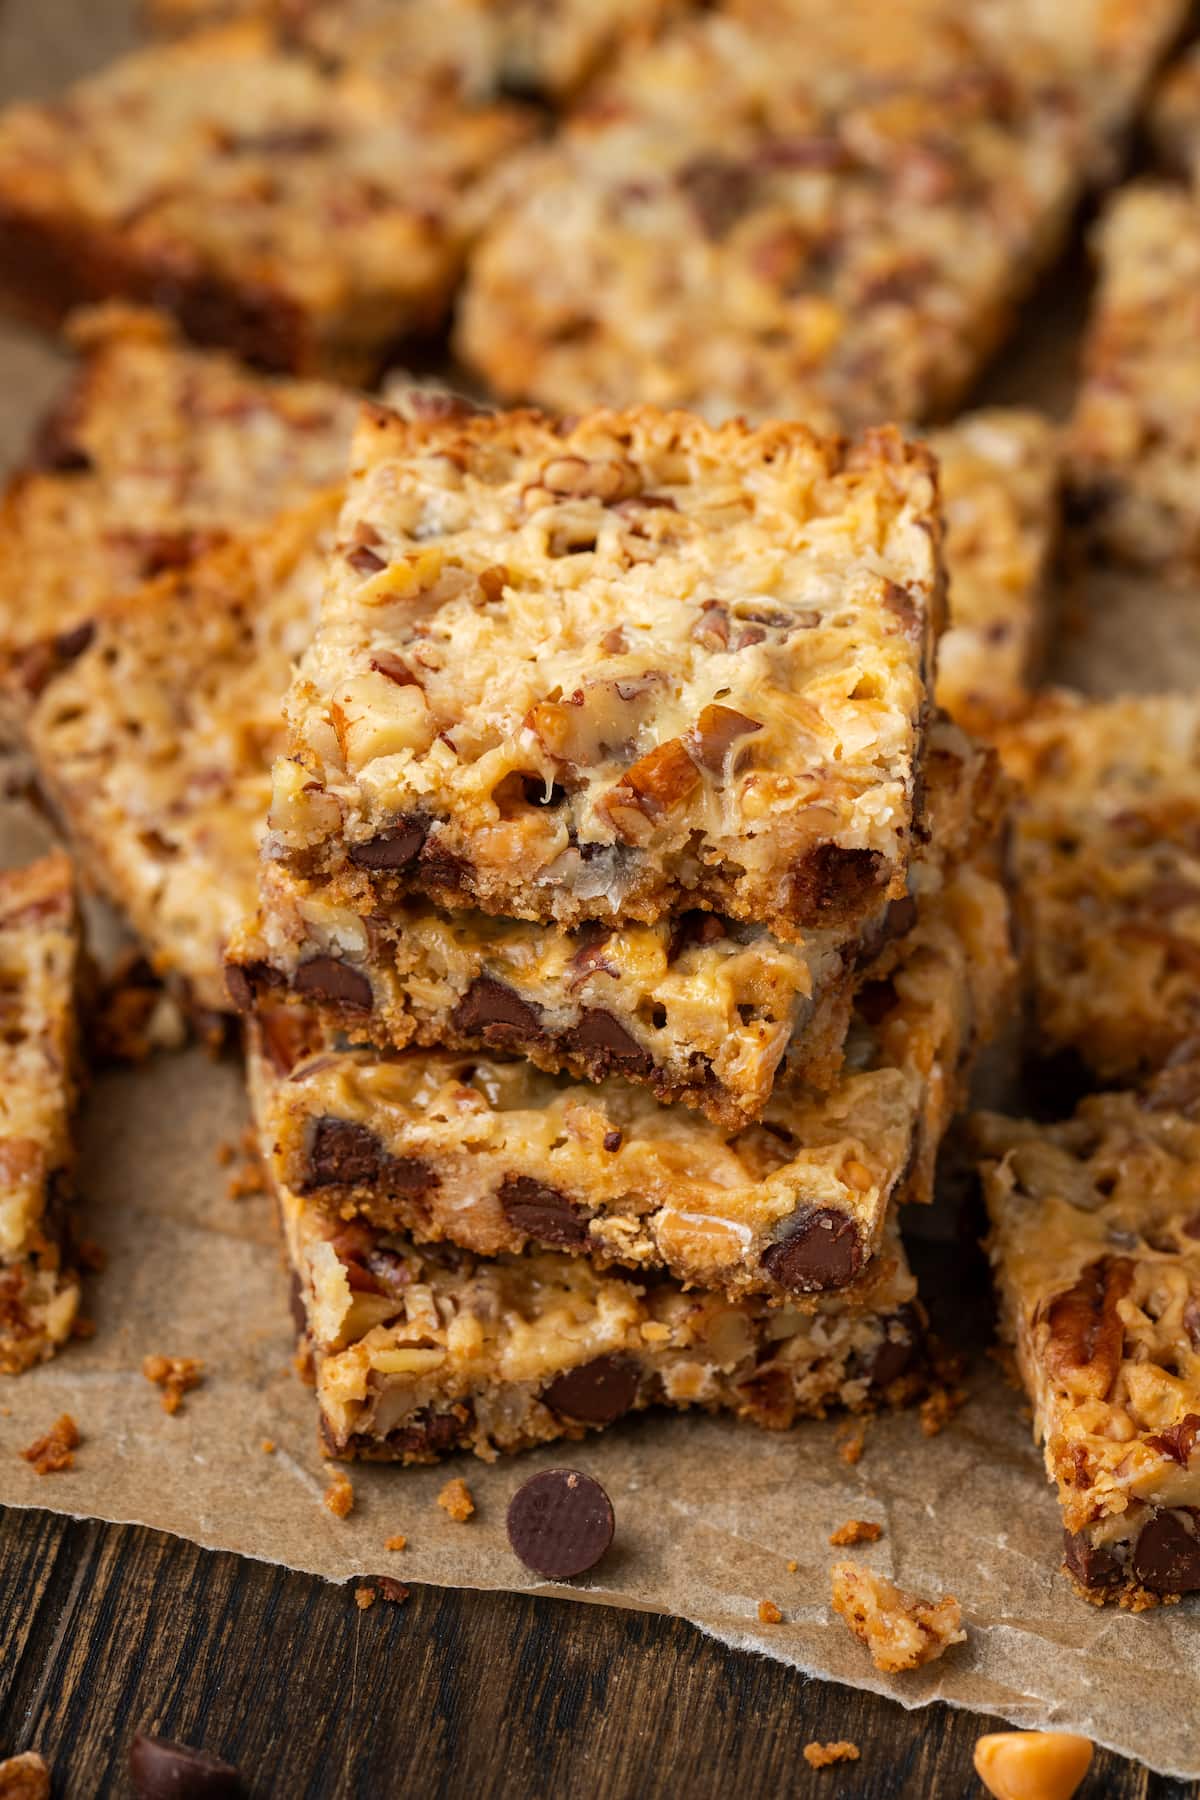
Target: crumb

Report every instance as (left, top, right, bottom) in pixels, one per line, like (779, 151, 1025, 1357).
(437, 1477, 474, 1522)
(829, 1519, 883, 1547)
(757, 1599, 783, 1624)
(0, 1749, 51, 1798)
(377, 1577, 410, 1605)
(385, 1533, 407, 1552)
(354, 1584, 376, 1610)
(91, 952, 187, 1063)
(920, 1384, 968, 1438)
(21, 1414, 79, 1475)
(830, 1560, 965, 1673)
(838, 1426, 866, 1466)
(142, 1353, 204, 1414)
(216, 1140, 236, 1167)
(324, 1471, 354, 1519)
(70, 1315, 96, 1339)
(803, 1741, 860, 1770)
(786, 1559, 799, 1573)
(77, 1238, 107, 1272)
(293, 1344, 316, 1386)
(261, 1439, 276, 1454)
(226, 1141, 266, 1201)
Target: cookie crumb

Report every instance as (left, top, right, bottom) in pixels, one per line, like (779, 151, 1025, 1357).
(142, 1353, 204, 1414)
(377, 1577, 409, 1605)
(385, 1533, 407, 1551)
(261, 1439, 276, 1455)
(354, 1585, 376, 1611)
(920, 1384, 967, 1438)
(216, 1140, 236, 1167)
(838, 1425, 866, 1466)
(757, 1599, 783, 1625)
(21, 1415, 79, 1475)
(324, 1471, 354, 1518)
(803, 1741, 860, 1770)
(786, 1559, 799, 1573)
(0, 1749, 51, 1798)
(226, 1132, 267, 1200)
(829, 1519, 883, 1547)
(437, 1477, 474, 1522)
(831, 1560, 965, 1673)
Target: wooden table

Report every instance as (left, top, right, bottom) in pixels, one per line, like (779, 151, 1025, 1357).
(0, 1505, 1192, 1798)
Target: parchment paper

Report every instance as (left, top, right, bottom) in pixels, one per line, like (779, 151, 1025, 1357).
(2, 1, 1200, 1781)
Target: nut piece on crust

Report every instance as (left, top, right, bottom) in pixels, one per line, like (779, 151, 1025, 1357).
(830, 1560, 965, 1672)
(974, 1731, 1093, 1800)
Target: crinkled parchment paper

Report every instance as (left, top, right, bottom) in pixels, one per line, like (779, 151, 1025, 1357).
(1, 1, 1198, 1779)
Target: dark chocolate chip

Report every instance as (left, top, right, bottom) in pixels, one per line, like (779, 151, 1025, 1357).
(1062, 1528, 1122, 1591)
(304, 1116, 435, 1198)
(667, 910, 727, 962)
(224, 957, 282, 1012)
(506, 1467, 615, 1580)
(293, 955, 372, 1010)
(760, 1207, 863, 1292)
(54, 619, 96, 662)
(451, 975, 544, 1045)
(129, 1733, 243, 1800)
(288, 1271, 307, 1335)
(563, 1008, 652, 1078)
(347, 822, 426, 871)
(1132, 1509, 1200, 1594)
(499, 1174, 591, 1248)
(869, 1320, 916, 1389)
(794, 845, 886, 918)
(542, 1355, 640, 1425)
(387, 1405, 472, 1460)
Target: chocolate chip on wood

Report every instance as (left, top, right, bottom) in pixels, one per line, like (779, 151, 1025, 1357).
(507, 1469, 615, 1580)
(128, 1734, 243, 1799)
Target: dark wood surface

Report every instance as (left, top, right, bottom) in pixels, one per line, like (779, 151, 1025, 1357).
(0, 1505, 1194, 1799)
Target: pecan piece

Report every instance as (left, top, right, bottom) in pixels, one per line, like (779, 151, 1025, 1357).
(686, 703, 762, 775)
(604, 739, 699, 839)
(1042, 1257, 1134, 1400)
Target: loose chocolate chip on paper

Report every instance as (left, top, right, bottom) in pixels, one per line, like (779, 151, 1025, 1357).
(129, 1733, 244, 1799)
(293, 955, 372, 1010)
(542, 1354, 639, 1425)
(761, 1207, 863, 1292)
(506, 1468, 615, 1580)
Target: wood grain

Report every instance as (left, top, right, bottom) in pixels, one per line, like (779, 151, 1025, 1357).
(0, 1506, 1191, 1799)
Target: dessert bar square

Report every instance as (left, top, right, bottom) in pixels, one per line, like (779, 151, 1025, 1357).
(978, 1076, 1200, 1607)
(251, 859, 1013, 1303)
(0, 307, 357, 696)
(1067, 183, 1200, 572)
(268, 403, 944, 939)
(231, 717, 998, 1127)
(0, 852, 85, 1374)
(259, 1123, 928, 1462)
(998, 691, 1200, 1085)
(0, 23, 532, 381)
(27, 494, 340, 1023)
(930, 409, 1060, 738)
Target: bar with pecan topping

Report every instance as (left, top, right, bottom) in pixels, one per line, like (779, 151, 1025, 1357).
(458, 0, 1184, 424)
(0, 23, 532, 381)
(978, 1074, 1200, 1607)
(251, 859, 1013, 1303)
(997, 691, 1200, 1085)
(266, 402, 944, 941)
(0, 306, 357, 702)
(0, 852, 85, 1375)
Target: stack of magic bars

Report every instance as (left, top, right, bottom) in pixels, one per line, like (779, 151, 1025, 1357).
(220, 399, 1017, 1463)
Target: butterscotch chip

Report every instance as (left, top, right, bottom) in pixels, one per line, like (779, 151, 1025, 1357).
(974, 1731, 1093, 1800)
(20, 1414, 79, 1475)
(385, 1533, 407, 1552)
(829, 1519, 883, 1547)
(803, 1741, 860, 1770)
(142, 1353, 204, 1414)
(0, 1750, 51, 1799)
(786, 1559, 799, 1573)
(757, 1599, 783, 1624)
(353, 1585, 376, 1611)
(437, 1477, 475, 1522)
(830, 1560, 965, 1673)
(261, 1439, 276, 1454)
(323, 1470, 354, 1518)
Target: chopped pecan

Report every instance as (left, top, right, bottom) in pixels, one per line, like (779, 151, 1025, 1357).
(686, 703, 762, 775)
(1042, 1257, 1134, 1400)
(605, 739, 700, 836)
(537, 455, 641, 503)
(1147, 1413, 1200, 1466)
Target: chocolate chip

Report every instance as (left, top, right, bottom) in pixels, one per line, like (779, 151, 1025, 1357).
(1062, 1528, 1122, 1592)
(869, 1316, 917, 1388)
(563, 1008, 652, 1078)
(129, 1734, 243, 1800)
(451, 975, 544, 1045)
(542, 1355, 640, 1425)
(347, 822, 426, 871)
(304, 1117, 435, 1198)
(293, 956, 372, 1009)
(499, 1174, 590, 1248)
(1132, 1509, 1200, 1594)
(667, 910, 727, 961)
(760, 1208, 863, 1292)
(603, 1129, 623, 1152)
(386, 1406, 473, 1460)
(506, 1468, 615, 1580)
(54, 619, 96, 662)
(793, 845, 886, 918)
